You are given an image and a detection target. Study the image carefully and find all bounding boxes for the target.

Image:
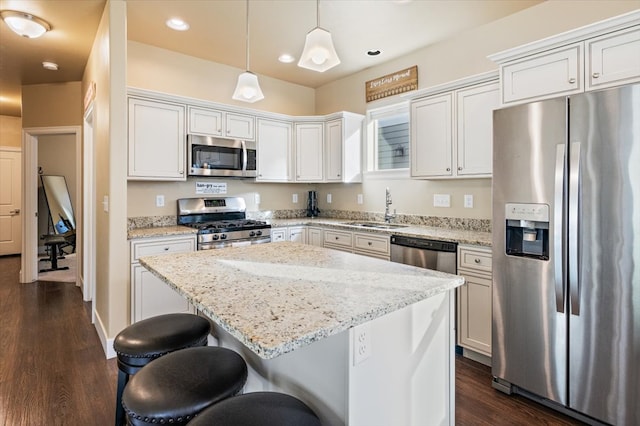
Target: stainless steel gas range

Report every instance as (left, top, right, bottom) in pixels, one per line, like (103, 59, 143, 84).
(177, 197, 271, 250)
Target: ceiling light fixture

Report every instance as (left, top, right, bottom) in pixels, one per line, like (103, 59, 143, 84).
(232, 0, 264, 103)
(298, 0, 340, 72)
(42, 61, 58, 71)
(0, 10, 51, 38)
(166, 18, 189, 31)
(278, 54, 296, 64)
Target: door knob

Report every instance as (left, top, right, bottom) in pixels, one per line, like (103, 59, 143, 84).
(10, 209, 20, 215)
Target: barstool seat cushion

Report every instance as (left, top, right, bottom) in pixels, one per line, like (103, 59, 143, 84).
(114, 313, 210, 372)
(122, 346, 248, 426)
(188, 392, 321, 426)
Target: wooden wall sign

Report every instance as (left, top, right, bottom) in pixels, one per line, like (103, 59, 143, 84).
(365, 66, 418, 102)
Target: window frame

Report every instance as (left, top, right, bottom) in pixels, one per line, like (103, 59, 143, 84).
(364, 101, 410, 180)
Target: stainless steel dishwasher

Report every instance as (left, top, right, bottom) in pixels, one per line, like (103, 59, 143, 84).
(390, 235, 457, 274)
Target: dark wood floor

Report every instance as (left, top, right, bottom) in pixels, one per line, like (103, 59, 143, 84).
(0, 254, 584, 425)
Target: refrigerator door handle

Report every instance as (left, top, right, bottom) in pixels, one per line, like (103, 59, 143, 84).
(569, 141, 581, 315)
(554, 144, 566, 313)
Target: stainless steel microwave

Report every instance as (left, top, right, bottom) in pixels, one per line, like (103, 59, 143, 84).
(188, 135, 257, 177)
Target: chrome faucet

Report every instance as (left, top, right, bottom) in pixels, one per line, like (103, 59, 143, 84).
(384, 187, 396, 223)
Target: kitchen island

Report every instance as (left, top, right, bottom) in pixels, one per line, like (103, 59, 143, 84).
(139, 242, 464, 426)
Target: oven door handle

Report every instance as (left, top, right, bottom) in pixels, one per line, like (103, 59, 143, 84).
(241, 140, 248, 173)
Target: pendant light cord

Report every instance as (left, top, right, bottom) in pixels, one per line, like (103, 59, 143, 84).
(245, 0, 250, 71)
(316, 0, 319, 28)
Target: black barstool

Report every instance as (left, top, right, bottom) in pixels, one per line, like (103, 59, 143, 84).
(113, 313, 211, 426)
(187, 392, 321, 426)
(122, 346, 248, 426)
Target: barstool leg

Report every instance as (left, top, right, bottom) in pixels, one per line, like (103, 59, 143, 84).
(115, 369, 128, 426)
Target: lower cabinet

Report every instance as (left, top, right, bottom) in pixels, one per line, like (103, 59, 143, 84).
(324, 229, 390, 260)
(271, 226, 306, 243)
(130, 235, 196, 322)
(456, 245, 492, 361)
(307, 227, 323, 247)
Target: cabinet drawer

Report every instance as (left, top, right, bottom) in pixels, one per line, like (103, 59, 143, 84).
(458, 246, 492, 273)
(324, 230, 353, 248)
(353, 233, 389, 255)
(131, 236, 196, 263)
(271, 228, 287, 242)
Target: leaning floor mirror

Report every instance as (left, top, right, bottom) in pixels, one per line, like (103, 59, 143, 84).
(40, 175, 76, 252)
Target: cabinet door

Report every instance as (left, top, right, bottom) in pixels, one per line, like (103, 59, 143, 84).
(256, 119, 292, 182)
(501, 43, 583, 105)
(288, 226, 306, 244)
(587, 26, 640, 91)
(457, 272, 492, 356)
(188, 107, 223, 136)
(271, 228, 287, 242)
(132, 264, 194, 322)
(410, 93, 453, 178)
(307, 227, 323, 247)
(128, 98, 186, 180)
(295, 123, 324, 182)
(225, 113, 255, 140)
(456, 81, 500, 177)
(325, 119, 343, 182)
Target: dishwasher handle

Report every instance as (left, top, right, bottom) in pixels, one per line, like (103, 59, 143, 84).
(390, 235, 457, 252)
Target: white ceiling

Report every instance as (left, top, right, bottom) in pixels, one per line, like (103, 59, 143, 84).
(0, 0, 542, 117)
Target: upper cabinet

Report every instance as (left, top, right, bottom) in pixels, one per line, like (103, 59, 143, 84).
(295, 122, 324, 182)
(489, 12, 640, 106)
(128, 97, 186, 181)
(256, 118, 293, 182)
(409, 73, 499, 179)
(325, 114, 364, 183)
(188, 106, 255, 141)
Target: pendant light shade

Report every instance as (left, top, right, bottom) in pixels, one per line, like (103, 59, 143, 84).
(232, 0, 264, 103)
(298, 0, 340, 72)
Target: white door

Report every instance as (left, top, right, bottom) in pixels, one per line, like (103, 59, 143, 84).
(0, 149, 22, 255)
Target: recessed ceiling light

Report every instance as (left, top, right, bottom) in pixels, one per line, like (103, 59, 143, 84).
(42, 61, 58, 71)
(367, 50, 381, 56)
(278, 54, 296, 64)
(166, 18, 189, 31)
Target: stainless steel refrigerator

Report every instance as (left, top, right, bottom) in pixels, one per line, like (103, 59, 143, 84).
(492, 83, 639, 425)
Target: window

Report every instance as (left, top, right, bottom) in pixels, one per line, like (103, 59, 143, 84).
(366, 103, 410, 175)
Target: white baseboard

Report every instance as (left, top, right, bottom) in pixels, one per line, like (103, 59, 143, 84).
(462, 347, 491, 367)
(94, 309, 116, 359)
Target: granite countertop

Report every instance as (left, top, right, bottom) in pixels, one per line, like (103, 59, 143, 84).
(269, 218, 492, 247)
(139, 242, 464, 360)
(127, 218, 491, 247)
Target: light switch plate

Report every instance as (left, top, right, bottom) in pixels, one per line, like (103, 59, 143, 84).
(292, 193, 298, 203)
(156, 195, 165, 207)
(464, 194, 474, 208)
(433, 194, 451, 207)
(254, 193, 261, 204)
(357, 194, 363, 204)
(327, 193, 332, 203)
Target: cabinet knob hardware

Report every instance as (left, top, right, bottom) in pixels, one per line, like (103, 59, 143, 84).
(474, 258, 480, 264)
(335, 236, 339, 240)
(568, 78, 576, 84)
(164, 247, 170, 251)
(592, 72, 600, 79)
(179, 170, 184, 174)
(446, 167, 451, 172)
(337, 174, 341, 177)
(458, 166, 463, 171)
(368, 242, 372, 246)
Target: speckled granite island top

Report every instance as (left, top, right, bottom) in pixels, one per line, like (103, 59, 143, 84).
(139, 242, 464, 360)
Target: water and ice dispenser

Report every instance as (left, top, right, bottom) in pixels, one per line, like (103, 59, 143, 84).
(505, 203, 549, 260)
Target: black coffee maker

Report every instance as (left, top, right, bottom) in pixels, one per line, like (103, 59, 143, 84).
(306, 190, 320, 217)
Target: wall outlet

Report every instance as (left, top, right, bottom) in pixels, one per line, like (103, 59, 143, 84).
(292, 193, 298, 203)
(327, 193, 332, 204)
(353, 323, 372, 365)
(254, 193, 261, 204)
(156, 195, 165, 207)
(433, 194, 451, 207)
(464, 194, 474, 208)
(357, 194, 363, 204)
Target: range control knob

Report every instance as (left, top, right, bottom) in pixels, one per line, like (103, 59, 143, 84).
(212, 234, 219, 241)
(220, 234, 227, 240)
(249, 231, 256, 237)
(256, 230, 262, 236)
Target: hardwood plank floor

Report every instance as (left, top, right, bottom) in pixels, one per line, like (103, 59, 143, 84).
(0, 254, 585, 425)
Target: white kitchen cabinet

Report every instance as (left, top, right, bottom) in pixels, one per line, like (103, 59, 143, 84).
(295, 122, 324, 182)
(188, 106, 255, 141)
(271, 227, 287, 242)
(410, 77, 498, 179)
(130, 235, 196, 322)
(256, 118, 293, 182)
(457, 245, 492, 362)
(323, 229, 353, 253)
(586, 25, 640, 91)
(307, 227, 323, 247)
(325, 114, 364, 183)
(288, 226, 306, 244)
(128, 97, 186, 181)
(353, 232, 390, 260)
(490, 16, 640, 106)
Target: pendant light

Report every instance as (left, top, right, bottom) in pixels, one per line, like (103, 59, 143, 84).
(232, 0, 264, 103)
(298, 0, 340, 72)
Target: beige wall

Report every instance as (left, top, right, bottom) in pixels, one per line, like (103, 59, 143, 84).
(0, 116, 22, 148)
(127, 41, 316, 116)
(83, 0, 129, 340)
(21, 83, 83, 128)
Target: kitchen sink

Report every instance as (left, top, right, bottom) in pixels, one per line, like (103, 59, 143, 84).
(344, 221, 408, 230)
